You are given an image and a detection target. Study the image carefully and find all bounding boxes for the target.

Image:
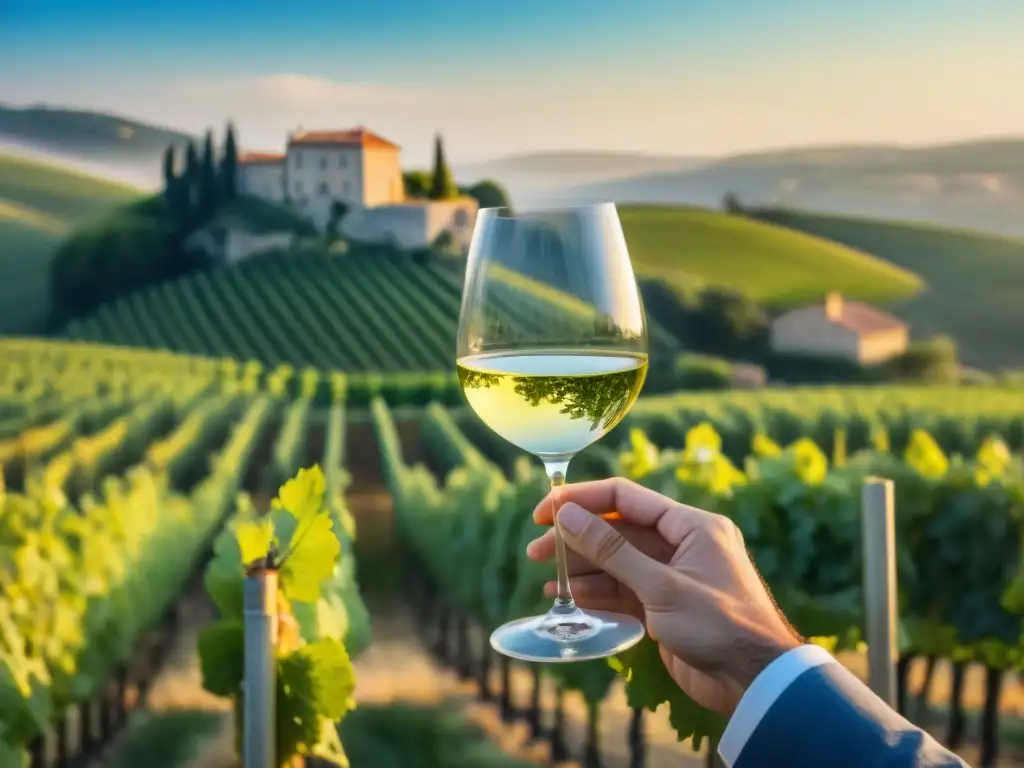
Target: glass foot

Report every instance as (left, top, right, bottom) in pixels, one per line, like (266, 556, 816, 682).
(490, 608, 645, 663)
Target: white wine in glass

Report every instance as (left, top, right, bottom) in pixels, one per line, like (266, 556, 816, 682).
(456, 203, 649, 662)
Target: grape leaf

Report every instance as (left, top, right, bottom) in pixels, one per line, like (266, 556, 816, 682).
(549, 659, 615, 705)
(236, 519, 274, 566)
(276, 639, 355, 761)
(611, 637, 725, 750)
(296, 638, 356, 720)
(197, 620, 244, 697)
(277, 512, 342, 604)
(272, 466, 327, 528)
(277, 652, 322, 762)
(0, 737, 24, 768)
(204, 537, 244, 619)
(310, 718, 349, 767)
(203, 552, 243, 618)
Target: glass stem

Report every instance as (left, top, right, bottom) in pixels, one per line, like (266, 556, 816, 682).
(545, 460, 576, 612)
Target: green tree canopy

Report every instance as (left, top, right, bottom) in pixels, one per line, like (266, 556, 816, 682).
(429, 134, 458, 200)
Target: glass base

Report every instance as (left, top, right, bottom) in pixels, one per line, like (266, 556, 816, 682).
(490, 606, 645, 663)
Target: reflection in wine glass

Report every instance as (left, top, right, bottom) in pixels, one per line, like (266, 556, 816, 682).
(456, 204, 649, 662)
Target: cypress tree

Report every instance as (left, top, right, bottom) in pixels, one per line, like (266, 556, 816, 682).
(183, 141, 201, 228)
(429, 133, 457, 200)
(162, 145, 178, 223)
(222, 122, 239, 200)
(200, 129, 218, 217)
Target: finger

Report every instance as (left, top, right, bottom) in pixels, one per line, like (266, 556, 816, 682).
(556, 502, 675, 605)
(527, 523, 676, 567)
(534, 478, 708, 546)
(526, 532, 599, 573)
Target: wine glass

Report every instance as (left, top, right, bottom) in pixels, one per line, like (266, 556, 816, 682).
(456, 203, 649, 662)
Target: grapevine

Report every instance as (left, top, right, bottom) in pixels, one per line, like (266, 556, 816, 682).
(197, 466, 359, 767)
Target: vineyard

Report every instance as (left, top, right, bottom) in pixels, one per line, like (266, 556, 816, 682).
(57, 248, 680, 373)
(6, 333, 1024, 766)
(0, 340, 368, 767)
(371, 392, 1024, 765)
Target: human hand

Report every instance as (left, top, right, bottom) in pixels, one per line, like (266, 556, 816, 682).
(526, 477, 801, 717)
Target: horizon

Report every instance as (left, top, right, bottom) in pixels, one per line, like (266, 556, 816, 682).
(3, 0, 1023, 166)
(4, 99, 1024, 170)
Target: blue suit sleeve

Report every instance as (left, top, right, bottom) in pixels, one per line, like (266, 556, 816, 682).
(733, 662, 967, 768)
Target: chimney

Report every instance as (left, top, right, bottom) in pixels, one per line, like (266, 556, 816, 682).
(825, 291, 843, 321)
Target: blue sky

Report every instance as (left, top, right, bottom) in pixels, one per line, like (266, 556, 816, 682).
(2, 0, 1023, 165)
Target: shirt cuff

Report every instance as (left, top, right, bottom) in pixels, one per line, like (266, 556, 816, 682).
(717, 644, 837, 767)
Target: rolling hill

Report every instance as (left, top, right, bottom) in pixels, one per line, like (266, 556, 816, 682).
(616, 204, 923, 307)
(749, 208, 1024, 370)
(0, 103, 194, 185)
(504, 139, 1024, 239)
(56, 247, 682, 372)
(0, 153, 142, 333)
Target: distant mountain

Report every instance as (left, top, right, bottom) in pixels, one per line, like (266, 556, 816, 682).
(454, 150, 708, 208)
(0, 103, 196, 188)
(561, 139, 1024, 238)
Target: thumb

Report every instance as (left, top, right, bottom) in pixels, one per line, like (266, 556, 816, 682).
(556, 502, 672, 605)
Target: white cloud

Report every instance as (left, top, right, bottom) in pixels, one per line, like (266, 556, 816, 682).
(176, 74, 425, 107)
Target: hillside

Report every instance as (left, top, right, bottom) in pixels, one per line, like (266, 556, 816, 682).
(0, 103, 193, 171)
(0, 153, 142, 333)
(555, 139, 1024, 239)
(57, 247, 681, 372)
(617, 204, 923, 306)
(750, 208, 1024, 369)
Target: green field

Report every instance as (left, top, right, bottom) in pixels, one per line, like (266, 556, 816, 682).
(58, 247, 681, 371)
(752, 208, 1024, 369)
(617, 204, 923, 307)
(0, 153, 141, 333)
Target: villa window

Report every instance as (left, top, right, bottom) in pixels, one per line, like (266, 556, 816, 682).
(320, 156, 328, 170)
(319, 182, 330, 196)
(343, 181, 350, 195)
(339, 155, 347, 169)
(294, 180, 303, 195)
(294, 154, 302, 169)
(454, 209, 469, 228)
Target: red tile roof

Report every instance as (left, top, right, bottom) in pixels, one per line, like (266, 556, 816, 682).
(827, 300, 906, 335)
(288, 127, 400, 150)
(238, 152, 284, 164)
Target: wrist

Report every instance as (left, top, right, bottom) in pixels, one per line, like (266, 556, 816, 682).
(730, 630, 802, 702)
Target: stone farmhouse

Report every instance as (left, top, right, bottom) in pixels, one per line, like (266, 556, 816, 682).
(770, 292, 909, 365)
(238, 128, 478, 250)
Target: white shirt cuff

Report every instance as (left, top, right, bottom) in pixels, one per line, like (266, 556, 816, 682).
(717, 644, 837, 767)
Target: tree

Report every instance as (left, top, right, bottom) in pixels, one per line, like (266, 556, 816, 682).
(403, 170, 431, 199)
(428, 134, 457, 200)
(326, 200, 350, 243)
(723, 191, 744, 214)
(222, 122, 239, 200)
(183, 141, 201, 228)
(200, 129, 218, 217)
(162, 145, 179, 225)
(465, 179, 511, 210)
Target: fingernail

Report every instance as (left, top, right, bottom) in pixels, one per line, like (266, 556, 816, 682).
(557, 503, 587, 535)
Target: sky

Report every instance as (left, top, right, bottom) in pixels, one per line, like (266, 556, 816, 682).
(2, 0, 1023, 166)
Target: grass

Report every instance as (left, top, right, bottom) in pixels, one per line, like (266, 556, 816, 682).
(751, 208, 1024, 369)
(617, 204, 924, 307)
(0, 152, 141, 333)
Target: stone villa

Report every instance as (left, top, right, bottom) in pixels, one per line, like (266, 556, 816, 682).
(770, 292, 909, 365)
(238, 128, 478, 250)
